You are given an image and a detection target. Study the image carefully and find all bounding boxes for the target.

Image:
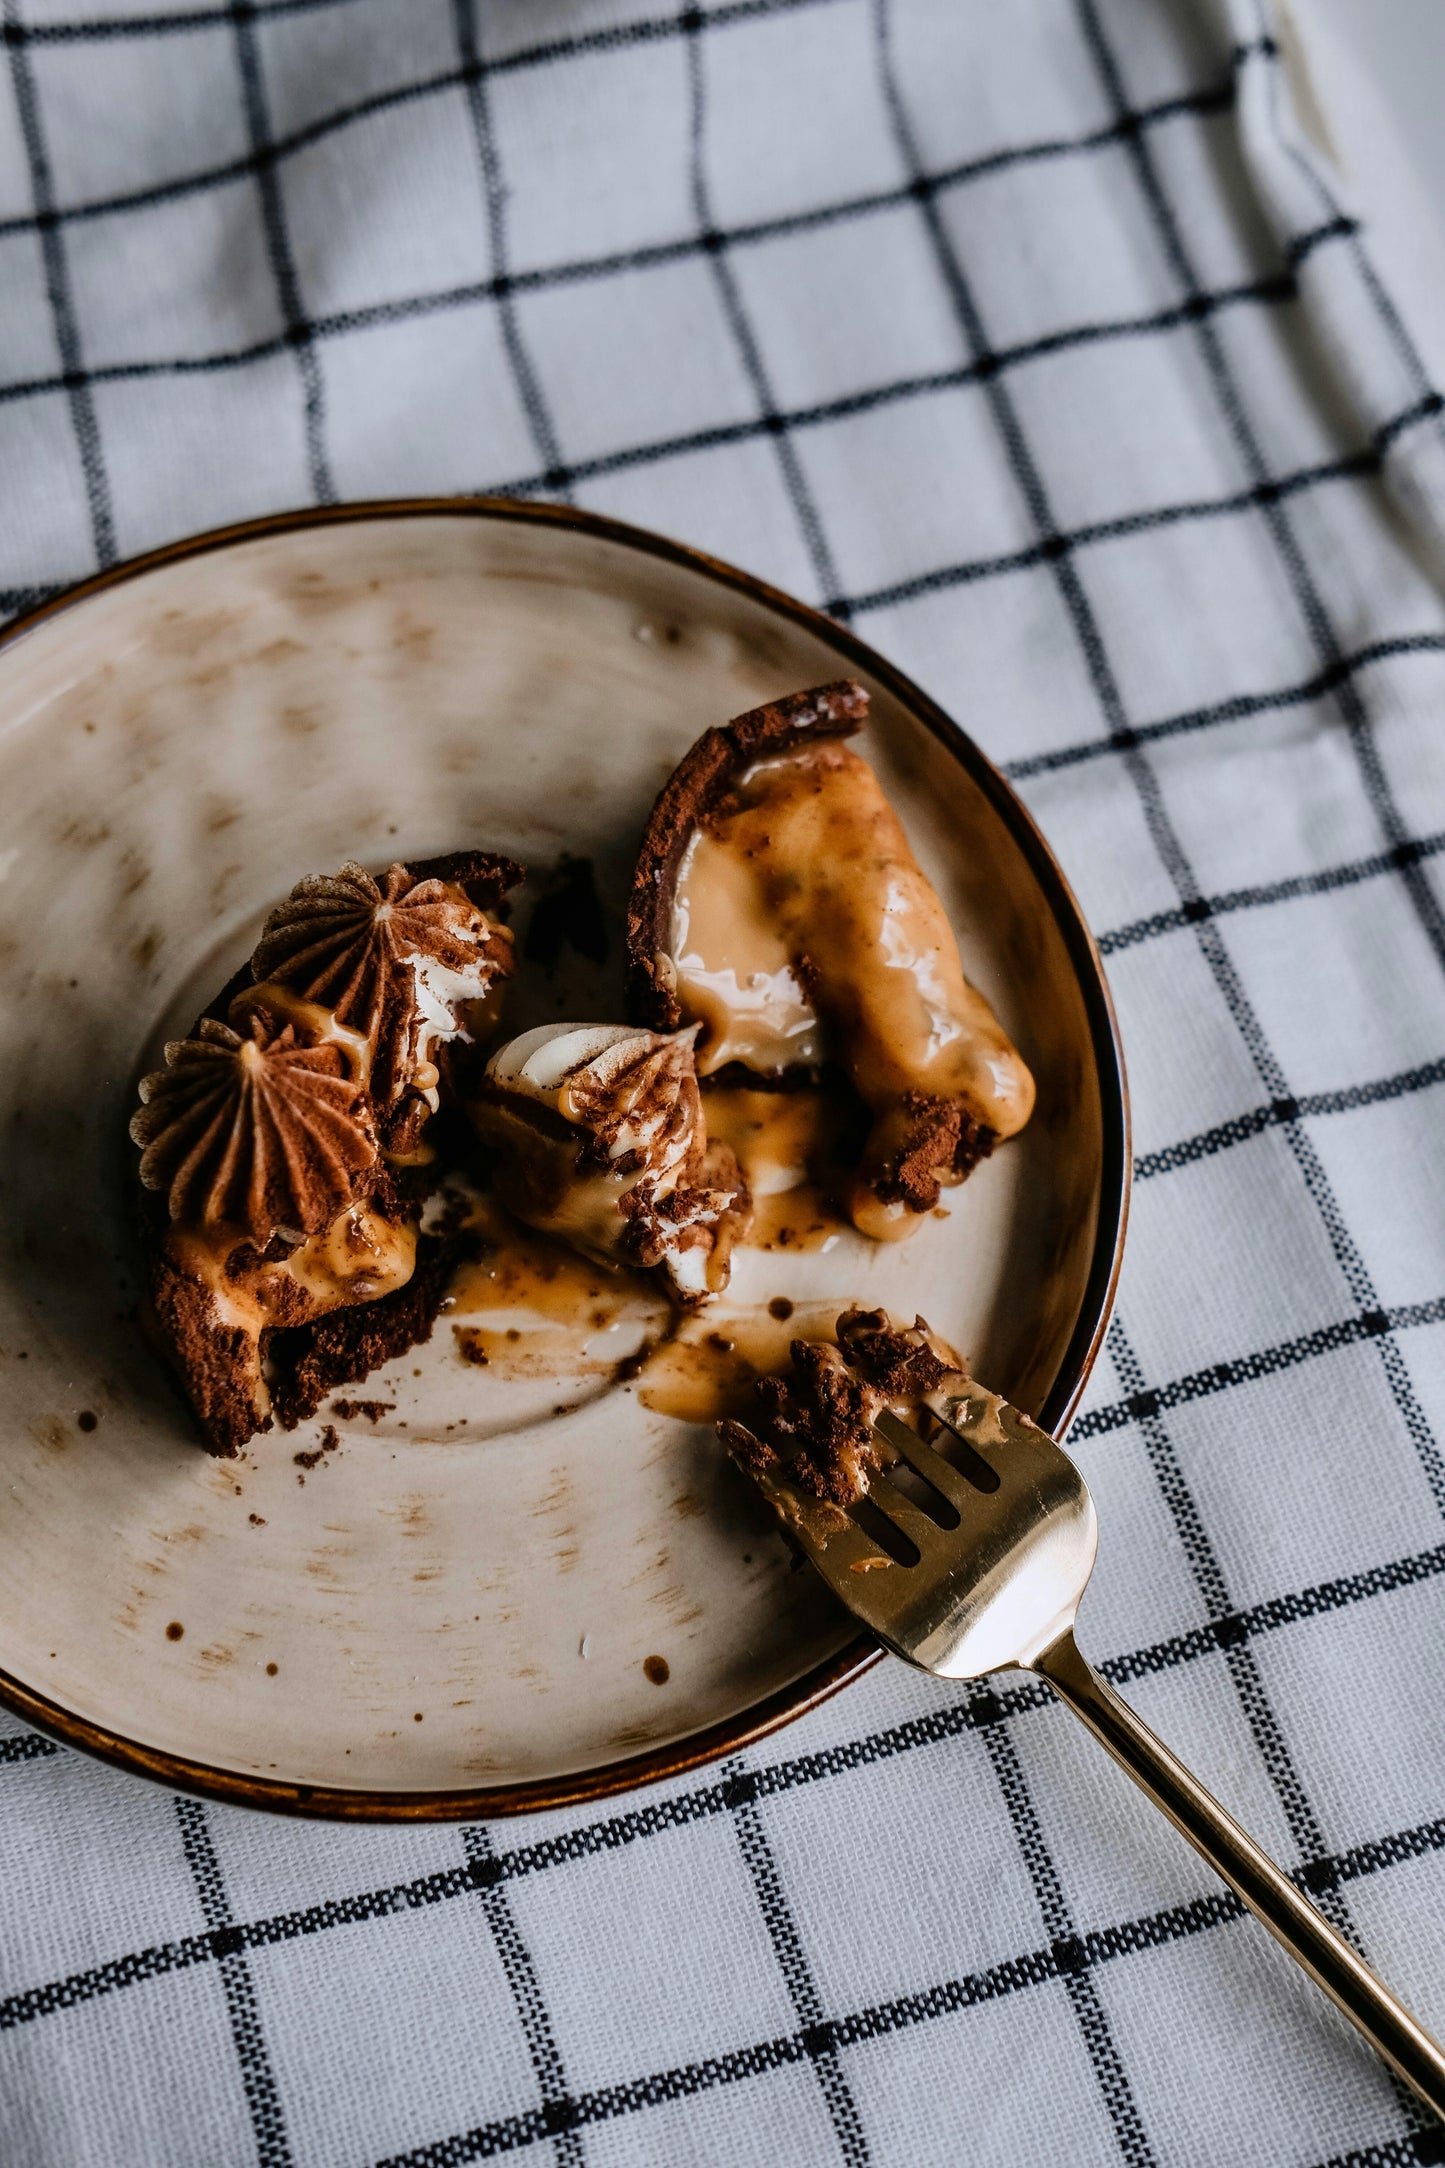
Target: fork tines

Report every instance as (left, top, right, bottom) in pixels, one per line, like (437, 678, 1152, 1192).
(725, 1386, 1005, 1601)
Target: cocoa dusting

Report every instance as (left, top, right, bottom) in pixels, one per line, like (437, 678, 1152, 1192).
(870, 1093, 994, 1214)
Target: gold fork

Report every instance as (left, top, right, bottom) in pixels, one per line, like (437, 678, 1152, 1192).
(727, 1374, 1445, 2116)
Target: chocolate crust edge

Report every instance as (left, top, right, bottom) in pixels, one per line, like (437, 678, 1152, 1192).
(624, 679, 869, 1032)
(144, 1251, 270, 1460)
(405, 848, 525, 911)
(267, 1233, 459, 1429)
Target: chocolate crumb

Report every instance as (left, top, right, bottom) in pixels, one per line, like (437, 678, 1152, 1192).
(293, 1424, 341, 1470)
(329, 1399, 394, 1422)
(767, 1297, 794, 1322)
(266, 1662, 278, 1676)
(165, 1621, 184, 1641)
(643, 1654, 670, 1685)
(76, 1409, 98, 1433)
(720, 1309, 956, 1506)
(248, 1513, 266, 1526)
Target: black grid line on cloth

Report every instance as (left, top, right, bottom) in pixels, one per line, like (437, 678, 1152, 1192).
(0, 233, 1346, 435)
(173, 1796, 294, 2168)
(679, 2, 844, 609)
(1004, 631, 1445, 782)
(969, 1687, 1157, 2165)
(1134, 1052, 1445, 1185)
(476, 275, 1401, 500)
(870, 0, 1441, 2133)
(0, 227, 1302, 408)
(1241, 9, 1445, 475)
(1098, 826, 1445, 959)
(721, 1761, 870, 2166)
(0, 25, 1438, 2159)
(363, 1814, 1445, 2168)
(2, 0, 377, 35)
(227, 0, 335, 504)
(0, 583, 63, 619)
(8, 1488, 1445, 2053)
(0, 1733, 56, 1765)
(825, 431, 1405, 621)
(1106, 1315, 1376, 1968)
(462, 1824, 584, 2168)
(1320, 2142, 1445, 2168)
(4, 0, 843, 52)
(1074, 1291, 1445, 1442)
(1073, 0, 1445, 988)
(2, 0, 114, 568)
(0, 42, 1248, 254)
(452, 0, 569, 499)
(869, 0, 1445, 1539)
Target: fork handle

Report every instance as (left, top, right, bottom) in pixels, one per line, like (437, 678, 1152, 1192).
(1034, 1628, 1445, 2119)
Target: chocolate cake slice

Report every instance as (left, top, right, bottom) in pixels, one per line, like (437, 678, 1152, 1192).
(625, 681, 1035, 1240)
(470, 1021, 749, 1304)
(131, 851, 521, 1456)
(719, 1307, 959, 1506)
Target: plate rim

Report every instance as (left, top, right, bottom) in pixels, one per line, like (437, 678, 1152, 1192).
(0, 494, 1131, 1820)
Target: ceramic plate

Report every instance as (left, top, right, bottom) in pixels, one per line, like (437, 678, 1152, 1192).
(0, 502, 1127, 1818)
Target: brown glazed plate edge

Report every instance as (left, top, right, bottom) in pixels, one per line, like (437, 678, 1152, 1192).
(0, 496, 1131, 1820)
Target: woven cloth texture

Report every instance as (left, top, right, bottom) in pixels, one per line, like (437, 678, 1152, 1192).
(3, 1, 1445, 2163)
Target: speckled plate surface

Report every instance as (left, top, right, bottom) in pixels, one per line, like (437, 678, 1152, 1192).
(0, 502, 1127, 1818)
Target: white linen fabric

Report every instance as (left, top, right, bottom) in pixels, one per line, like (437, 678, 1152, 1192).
(3, 2, 1445, 2162)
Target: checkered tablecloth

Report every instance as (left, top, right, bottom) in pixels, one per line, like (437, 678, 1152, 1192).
(6, 1, 1445, 2162)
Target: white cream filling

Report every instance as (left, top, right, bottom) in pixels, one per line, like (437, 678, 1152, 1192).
(407, 949, 497, 1108)
(487, 1021, 696, 1192)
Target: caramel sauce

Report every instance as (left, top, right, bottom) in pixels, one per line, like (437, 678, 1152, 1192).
(230, 978, 373, 1083)
(672, 741, 1034, 1143)
(702, 1085, 856, 1252)
(671, 834, 821, 1075)
(635, 1301, 843, 1423)
(444, 1196, 666, 1379)
(746, 1186, 848, 1252)
(703, 1086, 830, 1195)
(284, 1206, 416, 1308)
(170, 1205, 416, 1330)
(447, 1202, 629, 1324)
(166, 1202, 417, 1426)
